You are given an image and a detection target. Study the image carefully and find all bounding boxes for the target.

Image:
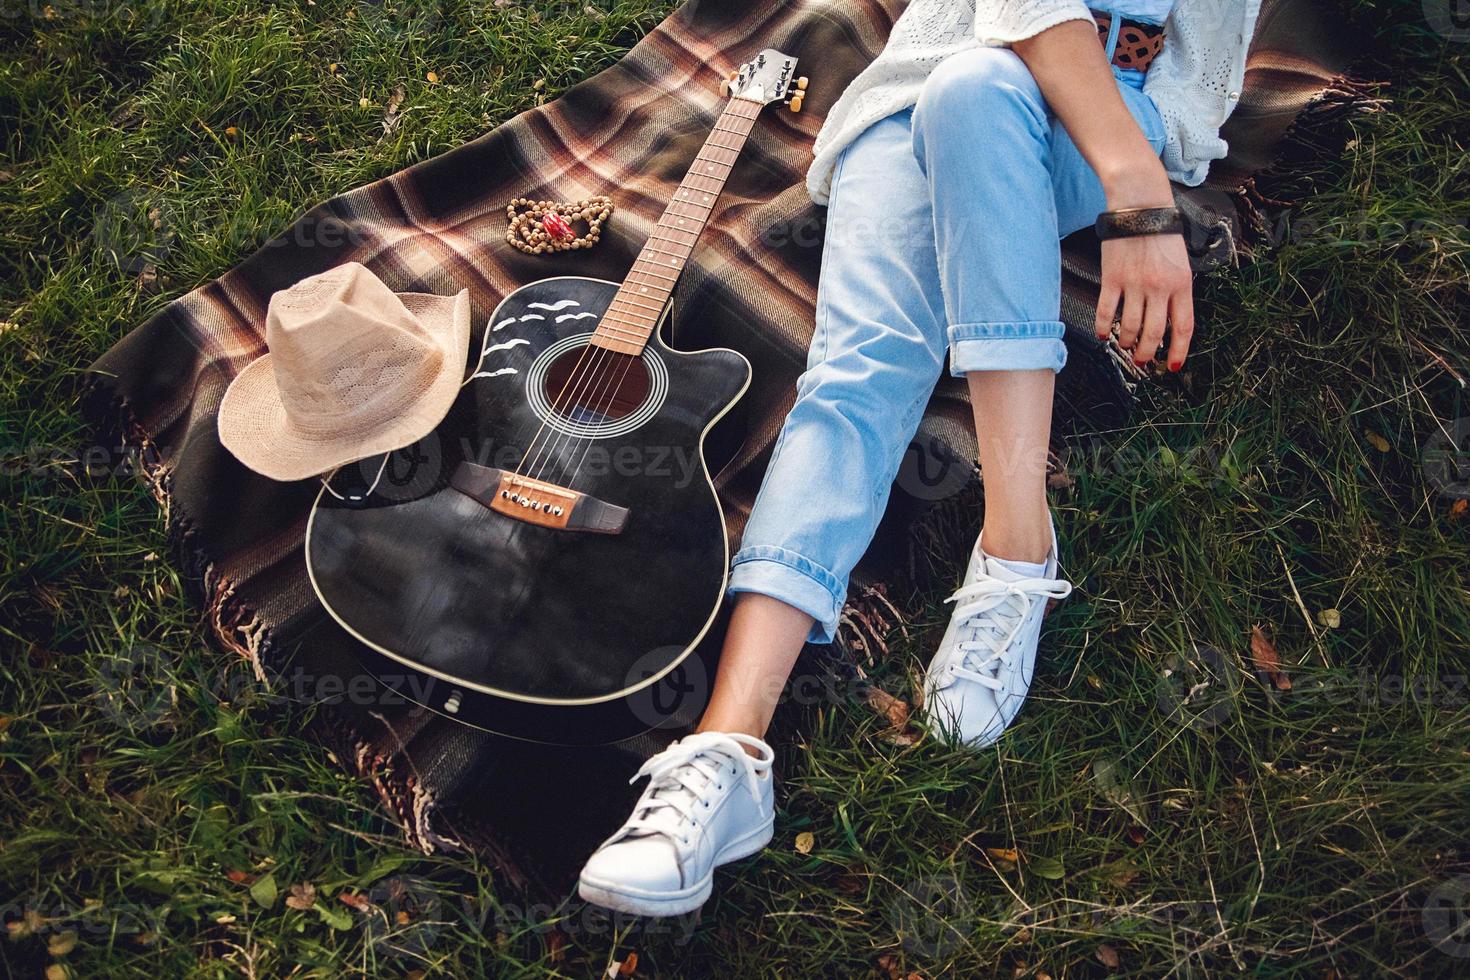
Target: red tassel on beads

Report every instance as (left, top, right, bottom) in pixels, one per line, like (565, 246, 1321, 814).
(542, 212, 574, 242)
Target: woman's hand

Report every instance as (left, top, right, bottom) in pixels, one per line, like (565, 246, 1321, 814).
(1009, 21, 1197, 371)
(1094, 229, 1195, 370)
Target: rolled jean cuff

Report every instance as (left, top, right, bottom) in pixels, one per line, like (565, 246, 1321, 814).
(728, 545, 845, 645)
(947, 320, 1068, 376)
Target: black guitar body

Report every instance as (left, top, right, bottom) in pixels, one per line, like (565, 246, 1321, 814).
(306, 277, 750, 744)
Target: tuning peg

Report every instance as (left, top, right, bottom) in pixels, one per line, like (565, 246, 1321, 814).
(719, 69, 738, 97)
(788, 93, 803, 113)
(795, 76, 808, 91)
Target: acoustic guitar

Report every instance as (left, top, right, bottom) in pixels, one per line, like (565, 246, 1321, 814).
(306, 50, 805, 744)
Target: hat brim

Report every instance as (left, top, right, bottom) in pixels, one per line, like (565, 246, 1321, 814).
(217, 289, 473, 482)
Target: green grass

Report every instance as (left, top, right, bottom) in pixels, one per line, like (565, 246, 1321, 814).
(3, 0, 1469, 976)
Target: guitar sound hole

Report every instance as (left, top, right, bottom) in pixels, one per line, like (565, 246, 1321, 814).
(543, 347, 651, 424)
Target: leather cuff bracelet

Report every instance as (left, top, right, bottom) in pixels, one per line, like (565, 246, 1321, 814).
(1094, 206, 1185, 241)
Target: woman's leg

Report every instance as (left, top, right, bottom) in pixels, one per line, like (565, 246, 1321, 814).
(910, 46, 1166, 745)
(967, 370, 1056, 564)
(697, 110, 952, 739)
(695, 593, 812, 739)
(915, 48, 1165, 567)
(579, 111, 950, 916)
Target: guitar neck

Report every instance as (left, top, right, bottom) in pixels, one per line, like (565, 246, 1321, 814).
(590, 96, 764, 356)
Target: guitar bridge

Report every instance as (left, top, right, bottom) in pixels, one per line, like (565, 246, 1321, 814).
(450, 462, 630, 534)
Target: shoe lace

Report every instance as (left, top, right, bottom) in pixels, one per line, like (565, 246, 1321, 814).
(622, 732, 772, 848)
(943, 576, 1072, 691)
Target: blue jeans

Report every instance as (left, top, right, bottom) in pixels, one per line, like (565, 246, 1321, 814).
(729, 47, 1167, 644)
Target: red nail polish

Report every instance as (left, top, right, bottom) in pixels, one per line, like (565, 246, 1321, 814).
(1168, 360, 1183, 372)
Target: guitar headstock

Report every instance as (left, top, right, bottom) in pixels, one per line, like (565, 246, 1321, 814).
(720, 49, 808, 113)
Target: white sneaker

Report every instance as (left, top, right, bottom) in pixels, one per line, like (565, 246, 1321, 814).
(577, 731, 775, 917)
(923, 530, 1072, 747)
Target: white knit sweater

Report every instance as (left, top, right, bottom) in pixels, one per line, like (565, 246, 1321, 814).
(807, 0, 1262, 205)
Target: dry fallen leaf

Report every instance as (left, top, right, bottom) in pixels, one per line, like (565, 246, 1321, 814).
(866, 686, 908, 728)
(619, 951, 638, 975)
(1317, 608, 1341, 629)
(1452, 499, 1468, 519)
(338, 891, 370, 912)
(426, 71, 439, 84)
(7, 908, 42, 940)
(1095, 943, 1121, 969)
(382, 84, 407, 136)
(1365, 430, 1391, 452)
(285, 882, 316, 911)
(1099, 857, 1141, 887)
(794, 831, 815, 855)
(865, 685, 922, 746)
(986, 847, 1020, 863)
(1250, 625, 1291, 691)
(547, 929, 568, 964)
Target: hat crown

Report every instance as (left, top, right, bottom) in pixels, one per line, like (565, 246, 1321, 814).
(265, 264, 444, 433)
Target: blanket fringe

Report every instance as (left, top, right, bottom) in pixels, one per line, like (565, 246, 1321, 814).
(1230, 72, 1390, 256)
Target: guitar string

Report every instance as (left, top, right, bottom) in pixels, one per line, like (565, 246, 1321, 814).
(521, 140, 736, 485)
(543, 236, 690, 484)
(507, 317, 608, 480)
(553, 106, 758, 486)
(513, 177, 715, 482)
(555, 173, 737, 487)
(549, 107, 758, 487)
(517, 97, 758, 487)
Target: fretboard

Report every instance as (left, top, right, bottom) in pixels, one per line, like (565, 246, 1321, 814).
(590, 97, 763, 355)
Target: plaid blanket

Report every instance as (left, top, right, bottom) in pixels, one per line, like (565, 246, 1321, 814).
(86, 0, 1376, 891)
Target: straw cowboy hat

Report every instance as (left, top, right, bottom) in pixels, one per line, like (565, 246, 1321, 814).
(218, 262, 471, 482)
